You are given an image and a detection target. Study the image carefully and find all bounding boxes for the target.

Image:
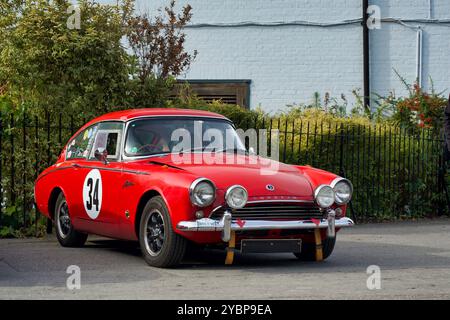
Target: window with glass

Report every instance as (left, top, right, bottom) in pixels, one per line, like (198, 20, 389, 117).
(124, 118, 246, 157)
(66, 125, 98, 160)
(89, 122, 124, 161)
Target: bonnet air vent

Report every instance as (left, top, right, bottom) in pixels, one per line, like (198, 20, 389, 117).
(148, 161, 184, 171)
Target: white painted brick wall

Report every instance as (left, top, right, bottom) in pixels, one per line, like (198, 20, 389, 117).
(128, 0, 450, 112)
(370, 0, 450, 101)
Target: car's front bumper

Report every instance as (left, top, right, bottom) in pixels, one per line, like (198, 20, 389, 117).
(177, 209, 354, 242)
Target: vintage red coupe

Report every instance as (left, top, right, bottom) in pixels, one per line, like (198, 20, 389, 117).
(34, 108, 354, 267)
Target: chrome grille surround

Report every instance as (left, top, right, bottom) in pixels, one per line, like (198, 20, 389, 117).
(209, 201, 324, 221)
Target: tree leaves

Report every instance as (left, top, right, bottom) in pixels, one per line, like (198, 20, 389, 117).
(0, 0, 134, 117)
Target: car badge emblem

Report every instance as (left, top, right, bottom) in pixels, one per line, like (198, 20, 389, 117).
(266, 184, 275, 191)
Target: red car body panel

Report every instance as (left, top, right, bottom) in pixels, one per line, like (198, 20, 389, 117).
(34, 108, 348, 245)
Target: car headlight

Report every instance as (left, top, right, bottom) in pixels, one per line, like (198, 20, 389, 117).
(189, 178, 216, 207)
(331, 178, 353, 205)
(314, 185, 335, 208)
(225, 185, 248, 209)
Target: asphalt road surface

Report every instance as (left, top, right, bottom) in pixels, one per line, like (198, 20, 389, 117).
(1, 218, 450, 299)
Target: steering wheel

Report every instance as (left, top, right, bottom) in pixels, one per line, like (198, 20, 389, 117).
(137, 143, 162, 154)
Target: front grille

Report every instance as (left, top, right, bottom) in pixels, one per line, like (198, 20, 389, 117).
(210, 202, 324, 220)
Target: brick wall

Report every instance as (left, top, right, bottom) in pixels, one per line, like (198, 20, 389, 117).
(370, 0, 450, 102)
(134, 0, 450, 112)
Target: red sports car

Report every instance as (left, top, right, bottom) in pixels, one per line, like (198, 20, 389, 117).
(34, 108, 354, 267)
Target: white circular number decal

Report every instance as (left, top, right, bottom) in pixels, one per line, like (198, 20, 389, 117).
(83, 169, 103, 219)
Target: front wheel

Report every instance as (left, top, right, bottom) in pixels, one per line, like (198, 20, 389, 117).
(54, 193, 88, 247)
(293, 236, 336, 261)
(139, 196, 187, 268)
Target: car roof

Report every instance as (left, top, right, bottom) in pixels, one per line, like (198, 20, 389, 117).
(93, 108, 229, 122)
(71, 108, 231, 142)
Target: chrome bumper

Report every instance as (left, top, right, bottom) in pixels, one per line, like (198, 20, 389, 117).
(177, 209, 354, 242)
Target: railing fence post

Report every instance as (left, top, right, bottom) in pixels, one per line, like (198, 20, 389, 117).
(35, 115, 39, 236)
(10, 115, 15, 209)
(0, 112, 2, 222)
(439, 129, 449, 214)
(339, 123, 344, 177)
(283, 118, 288, 163)
(45, 110, 52, 234)
(22, 113, 27, 227)
(46, 110, 51, 166)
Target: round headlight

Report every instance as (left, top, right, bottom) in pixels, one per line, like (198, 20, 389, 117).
(225, 185, 248, 209)
(332, 178, 353, 205)
(189, 178, 216, 207)
(314, 185, 335, 208)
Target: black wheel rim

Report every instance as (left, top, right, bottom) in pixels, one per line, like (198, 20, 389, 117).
(57, 200, 71, 238)
(144, 210, 165, 256)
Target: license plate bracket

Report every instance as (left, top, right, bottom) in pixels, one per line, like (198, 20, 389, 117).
(240, 239, 302, 253)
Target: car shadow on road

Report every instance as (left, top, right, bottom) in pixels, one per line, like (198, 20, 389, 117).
(2, 237, 450, 289)
(87, 238, 450, 273)
(85, 239, 142, 257)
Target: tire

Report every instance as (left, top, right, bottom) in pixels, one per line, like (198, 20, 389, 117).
(139, 196, 187, 268)
(54, 193, 88, 247)
(293, 236, 336, 261)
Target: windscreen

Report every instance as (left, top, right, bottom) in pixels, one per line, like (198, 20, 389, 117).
(124, 117, 246, 157)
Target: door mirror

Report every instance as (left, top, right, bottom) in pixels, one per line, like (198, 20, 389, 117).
(94, 149, 109, 165)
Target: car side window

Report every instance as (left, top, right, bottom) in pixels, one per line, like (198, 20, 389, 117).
(66, 125, 98, 160)
(89, 122, 124, 161)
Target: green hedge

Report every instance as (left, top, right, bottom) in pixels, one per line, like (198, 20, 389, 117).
(270, 109, 447, 220)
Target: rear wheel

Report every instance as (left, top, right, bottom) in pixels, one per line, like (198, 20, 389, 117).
(293, 236, 336, 261)
(54, 193, 88, 247)
(139, 196, 187, 268)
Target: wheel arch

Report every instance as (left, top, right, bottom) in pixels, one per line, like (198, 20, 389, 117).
(48, 187, 64, 220)
(134, 189, 162, 238)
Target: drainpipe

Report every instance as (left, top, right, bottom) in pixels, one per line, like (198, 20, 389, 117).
(362, 0, 370, 109)
(416, 27, 423, 87)
(428, 0, 433, 19)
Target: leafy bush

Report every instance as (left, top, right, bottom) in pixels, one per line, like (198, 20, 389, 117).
(168, 84, 263, 128)
(374, 71, 448, 132)
(0, 0, 134, 118)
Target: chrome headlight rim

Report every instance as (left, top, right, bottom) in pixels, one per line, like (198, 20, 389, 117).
(189, 178, 216, 207)
(225, 185, 248, 209)
(330, 177, 353, 205)
(314, 184, 335, 209)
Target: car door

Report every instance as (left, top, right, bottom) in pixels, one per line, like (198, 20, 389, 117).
(62, 124, 99, 231)
(74, 121, 125, 237)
